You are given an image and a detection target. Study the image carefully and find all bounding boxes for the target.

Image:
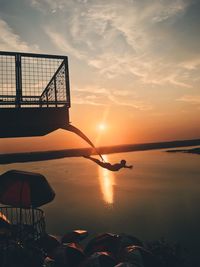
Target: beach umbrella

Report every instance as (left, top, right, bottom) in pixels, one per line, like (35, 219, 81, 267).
(53, 242, 85, 267)
(85, 233, 120, 257)
(61, 229, 89, 243)
(0, 170, 55, 208)
(1, 241, 45, 267)
(114, 263, 135, 267)
(119, 245, 144, 267)
(36, 234, 60, 258)
(119, 245, 157, 267)
(117, 234, 143, 254)
(83, 251, 116, 267)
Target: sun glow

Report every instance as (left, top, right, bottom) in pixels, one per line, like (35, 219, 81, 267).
(98, 123, 107, 131)
(95, 107, 110, 146)
(98, 155, 115, 205)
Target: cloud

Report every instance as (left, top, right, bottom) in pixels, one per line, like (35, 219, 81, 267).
(69, 1, 194, 88)
(44, 27, 85, 59)
(164, 75, 192, 89)
(83, 0, 189, 52)
(88, 52, 193, 88)
(151, 0, 189, 23)
(108, 93, 153, 110)
(177, 95, 200, 104)
(73, 85, 152, 110)
(181, 57, 200, 70)
(73, 98, 105, 106)
(0, 19, 39, 52)
(31, 0, 198, 91)
(30, 0, 68, 13)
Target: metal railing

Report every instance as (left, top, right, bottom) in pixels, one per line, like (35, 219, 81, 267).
(0, 51, 70, 108)
(0, 206, 46, 242)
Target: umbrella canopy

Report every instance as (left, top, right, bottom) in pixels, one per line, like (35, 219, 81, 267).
(117, 234, 143, 253)
(0, 170, 55, 208)
(61, 229, 89, 243)
(53, 242, 85, 267)
(83, 251, 116, 267)
(114, 263, 135, 267)
(36, 234, 61, 257)
(85, 233, 120, 257)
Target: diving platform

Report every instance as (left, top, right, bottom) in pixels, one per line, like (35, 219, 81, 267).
(0, 51, 71, 137)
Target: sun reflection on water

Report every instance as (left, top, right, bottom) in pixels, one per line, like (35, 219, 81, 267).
(98, 155, 116, 205)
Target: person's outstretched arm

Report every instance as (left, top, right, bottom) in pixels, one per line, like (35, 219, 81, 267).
(124, 165, 133, 169)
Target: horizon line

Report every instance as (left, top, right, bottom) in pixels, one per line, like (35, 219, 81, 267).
(0, 138, 200, 164)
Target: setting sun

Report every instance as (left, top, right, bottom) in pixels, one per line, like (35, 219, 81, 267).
(98, 123, 107, 131)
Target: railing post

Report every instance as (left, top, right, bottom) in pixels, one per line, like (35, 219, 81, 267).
(15, 53, 22, 108)
(46, 91, 49, 107)
(64, 57, 71, 108)
(54, 77, 57, 107)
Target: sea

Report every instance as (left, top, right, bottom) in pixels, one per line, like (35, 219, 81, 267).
(1, 148, 200, 264)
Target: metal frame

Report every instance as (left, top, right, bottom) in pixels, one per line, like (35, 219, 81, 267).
(0, 51, 70, 108)
(0, 206, 46, 243)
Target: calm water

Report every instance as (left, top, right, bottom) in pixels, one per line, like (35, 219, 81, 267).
(1, 149, 200, 261)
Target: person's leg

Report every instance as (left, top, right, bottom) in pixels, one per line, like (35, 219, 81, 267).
(85, 156, 103, 165)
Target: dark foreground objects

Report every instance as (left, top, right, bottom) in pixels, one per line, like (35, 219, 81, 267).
(0, 230, 189, 267)
(83, 156, 133, 172)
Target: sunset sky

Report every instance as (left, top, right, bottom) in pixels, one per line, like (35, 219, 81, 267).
(0, 0, 199, 153)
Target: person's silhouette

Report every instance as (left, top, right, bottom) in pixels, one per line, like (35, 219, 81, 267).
(83, 156, 133, 172)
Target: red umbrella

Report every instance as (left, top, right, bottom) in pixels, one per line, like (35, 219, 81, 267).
(0, 170, 55, 208)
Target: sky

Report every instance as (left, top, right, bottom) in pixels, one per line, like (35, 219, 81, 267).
(0, 0, 200, 153)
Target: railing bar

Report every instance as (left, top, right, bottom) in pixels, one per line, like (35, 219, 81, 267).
(25, 209, 27, 225)
(0, 101, 67, 105)
(5, 207, 8, 222)
(11, 207, 13, 224)
(64, 57, 71, 108)
(0, 51, 67, 60)
(40, 60, 65, 98)
(16, 207, 18, 225)
(0, 95, 16, 97)
(54, 78, 57, 107)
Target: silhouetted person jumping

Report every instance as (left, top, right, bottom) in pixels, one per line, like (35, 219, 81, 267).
(83, 155, 133, 172)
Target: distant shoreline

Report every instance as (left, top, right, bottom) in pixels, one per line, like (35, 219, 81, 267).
(0, 138, 200, 164)
(166, 147, 200, 155)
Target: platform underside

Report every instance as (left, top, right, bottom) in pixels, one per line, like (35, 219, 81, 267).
(0, 107, 70, 138)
